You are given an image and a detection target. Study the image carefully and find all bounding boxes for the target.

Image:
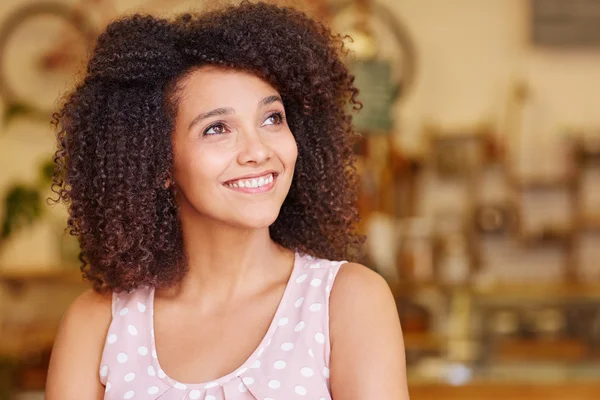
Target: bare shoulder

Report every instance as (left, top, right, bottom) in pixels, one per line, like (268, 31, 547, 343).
(329, 262, 398, 332)
(329, 262, 410, 399)
(46, 289, 113, 399)
(59, 288, 113, 334)
(331, 261, 392, 300)
(71, 288, 112, 314)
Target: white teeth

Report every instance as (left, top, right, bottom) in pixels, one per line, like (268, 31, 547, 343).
(227, 173, 275, 189)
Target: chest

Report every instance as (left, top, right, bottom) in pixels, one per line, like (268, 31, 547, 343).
(153, 295, 279, 384)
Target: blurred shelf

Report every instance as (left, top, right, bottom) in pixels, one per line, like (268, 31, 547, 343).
(575, 214, 600, 230)
(390, 280, 441, 295)
(408, 359, 600, 386)
(473, 282, 600, 301)
(409, 383, 600, 400)
(0, 325, 57, 359)
(511, 174, 576, 189)
(13, 393, 45, 400)
(0, 267, 83, 285)
(404, 332, 444, 352)
(0, 266, 86, 359)
(392, 280, 600, 301)
(516, 230, 573, 246)
(494, 338, 588, 362)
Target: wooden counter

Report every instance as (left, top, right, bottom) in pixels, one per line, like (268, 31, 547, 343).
(410, 383, 600, 400)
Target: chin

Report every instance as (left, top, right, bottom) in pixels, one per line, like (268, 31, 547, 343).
(240, 213, 280, 229)
(218, 208, 281, 229)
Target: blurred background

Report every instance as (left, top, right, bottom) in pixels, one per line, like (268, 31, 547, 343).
(1, 0, 600, 398)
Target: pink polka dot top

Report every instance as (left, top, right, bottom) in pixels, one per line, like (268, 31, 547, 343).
(99, 252, 347, 399)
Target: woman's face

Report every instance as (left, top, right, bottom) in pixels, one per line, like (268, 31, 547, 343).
(170, 66, 298, 228)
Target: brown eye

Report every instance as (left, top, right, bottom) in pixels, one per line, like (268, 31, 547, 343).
(263, 112, 285, 126)
(204, 123, 229, 136)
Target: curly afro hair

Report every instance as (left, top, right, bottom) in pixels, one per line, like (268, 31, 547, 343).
(51, 0, 364, 293)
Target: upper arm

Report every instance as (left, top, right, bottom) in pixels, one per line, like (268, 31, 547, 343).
(46, 289, 112, 399)
(329, 263, 409, 400)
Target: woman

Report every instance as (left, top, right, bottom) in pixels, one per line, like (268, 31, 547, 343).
(46, 2, 409, 399)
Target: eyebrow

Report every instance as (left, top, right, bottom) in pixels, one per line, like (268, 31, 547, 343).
(188, 95, 284, 131)
(260, 95, 283, 108)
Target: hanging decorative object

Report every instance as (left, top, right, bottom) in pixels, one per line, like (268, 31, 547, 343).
(0, 2, 96, 123)
(329, 0, 417, 135)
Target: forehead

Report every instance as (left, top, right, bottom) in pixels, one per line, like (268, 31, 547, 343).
(177, 66, 279, 110)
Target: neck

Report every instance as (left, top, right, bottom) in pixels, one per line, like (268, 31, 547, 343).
(166, 201, 294, 306)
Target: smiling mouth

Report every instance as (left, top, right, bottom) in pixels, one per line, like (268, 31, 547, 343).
(224, 172, 278, 193)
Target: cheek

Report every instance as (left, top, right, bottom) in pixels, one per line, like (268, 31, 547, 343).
(191, 151, 223, 180)
(175, 144, 231, 186)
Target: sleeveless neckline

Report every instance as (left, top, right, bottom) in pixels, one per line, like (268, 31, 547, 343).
(146, 251, 301, 389)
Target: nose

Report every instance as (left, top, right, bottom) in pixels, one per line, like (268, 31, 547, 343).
(236, 129, 273, 165)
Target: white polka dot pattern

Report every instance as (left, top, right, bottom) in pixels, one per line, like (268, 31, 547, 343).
(281, 342, 294, 351)
(97, 253, 347, 399)
(315, 332, 325, 344)
(268, 380, 281, 389)
(294, 321, 305, 332)
(189, 390, 201, 399)
(295, 385, 307, 395)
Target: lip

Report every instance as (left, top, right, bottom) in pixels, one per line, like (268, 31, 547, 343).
(224, 170, 279, 184)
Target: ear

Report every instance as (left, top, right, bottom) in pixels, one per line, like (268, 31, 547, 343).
(159, 170, 174, 189)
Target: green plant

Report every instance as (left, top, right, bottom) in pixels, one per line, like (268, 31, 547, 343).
(0, 157, 54, 246)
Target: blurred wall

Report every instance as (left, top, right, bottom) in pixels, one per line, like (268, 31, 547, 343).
(387, 0, 600, 162)
(2, 0, 600, 270)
